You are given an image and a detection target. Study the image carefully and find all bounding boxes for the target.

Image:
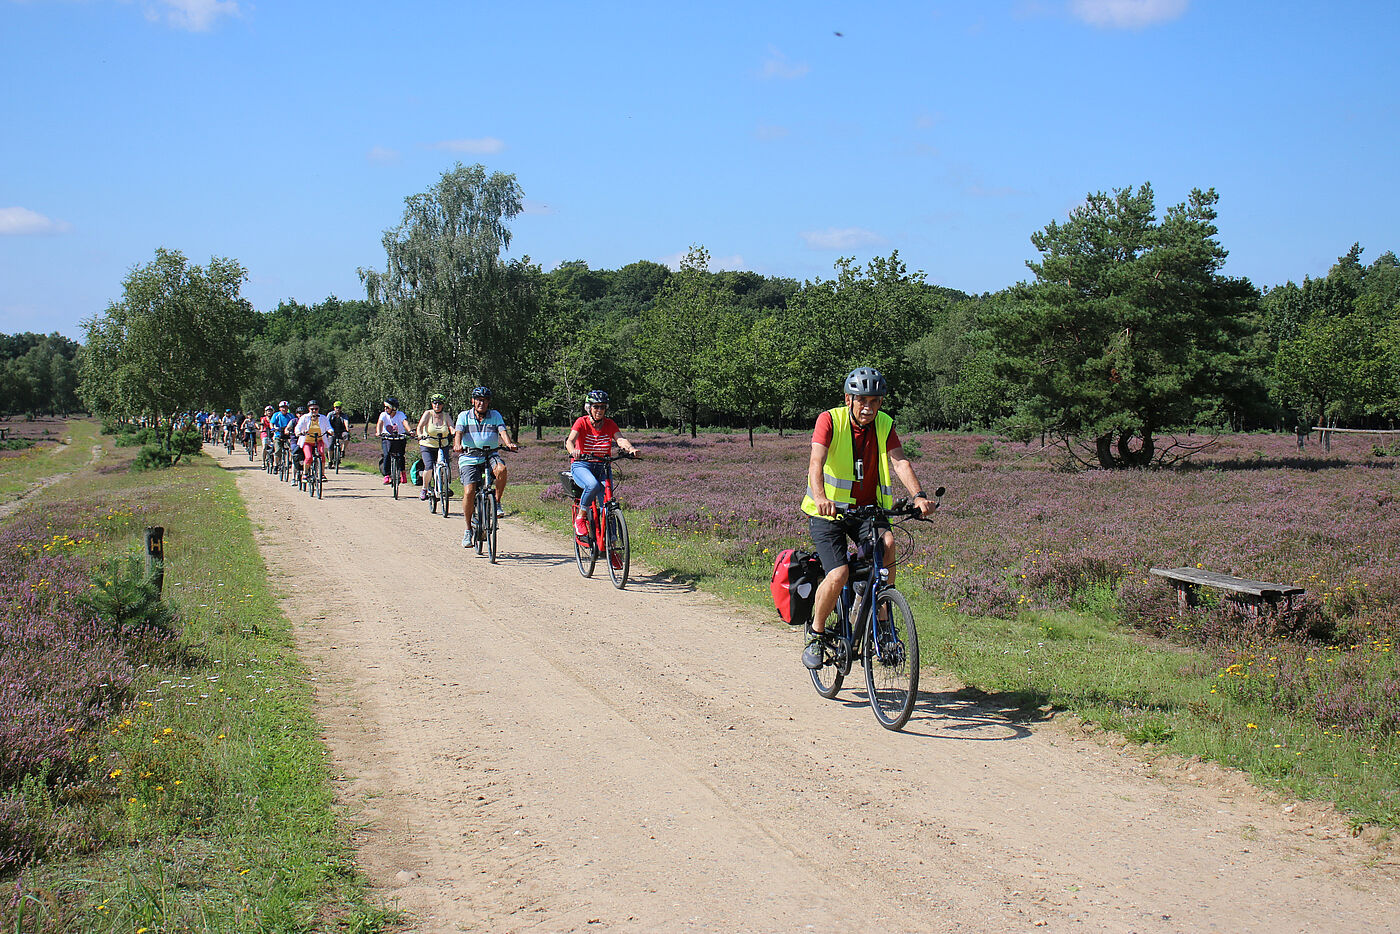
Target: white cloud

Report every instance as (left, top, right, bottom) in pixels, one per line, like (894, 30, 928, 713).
(1068, 0, 1188, 29)
(428, 137, 506, 154)
(144, 0, 241, 32)
(760, 46, 809, 80)
(0, 207, 72, 235)
(800, 227, 884, 251)
(366, 146, 400, 165)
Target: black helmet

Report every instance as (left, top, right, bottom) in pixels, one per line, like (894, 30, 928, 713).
(307, 399, 319, 408)
(586, 389, 609, 406)
(844, 367, 888, 397)
(471, 386, 492, 399)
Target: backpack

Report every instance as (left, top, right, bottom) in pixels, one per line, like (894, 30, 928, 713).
(771, 548, 824, 626)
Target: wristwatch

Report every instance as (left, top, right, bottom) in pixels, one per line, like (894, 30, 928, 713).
(913, 490, 926, 499)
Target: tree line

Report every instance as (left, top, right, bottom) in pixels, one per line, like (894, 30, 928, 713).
(73, 165, 1399, 467)
(0, 332, 82, 417)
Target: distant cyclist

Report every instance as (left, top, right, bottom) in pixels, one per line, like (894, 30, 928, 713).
(564, 390, 639, 539)
(416, 392, 453, 501)
(453, 386, 519, 547)
(327, 401, 352, 459)
(799, 367, 935, 670)
(258, 405, 275, 448)
(376, 397, 411, 485)
(270, 400, 296, 452)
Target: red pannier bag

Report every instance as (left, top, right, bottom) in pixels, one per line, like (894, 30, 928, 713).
(770, 548, 823, 626)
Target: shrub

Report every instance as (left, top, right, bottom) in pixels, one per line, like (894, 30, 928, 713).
(132, 445, 172, 470)
(79, 552, 178, 644)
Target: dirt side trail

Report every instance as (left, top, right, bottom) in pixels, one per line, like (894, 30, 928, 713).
(215, 449, 1399, 934)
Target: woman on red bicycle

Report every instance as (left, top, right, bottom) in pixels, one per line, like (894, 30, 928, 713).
(565, 390, 639, 539)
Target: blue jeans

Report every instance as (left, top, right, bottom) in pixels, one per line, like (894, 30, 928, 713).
(571, 461, 608, 509)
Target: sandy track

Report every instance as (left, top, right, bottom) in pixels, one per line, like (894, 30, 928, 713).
(217, 449, 1399, 933)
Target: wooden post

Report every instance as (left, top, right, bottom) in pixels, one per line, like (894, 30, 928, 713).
(144, 526, 165, 593)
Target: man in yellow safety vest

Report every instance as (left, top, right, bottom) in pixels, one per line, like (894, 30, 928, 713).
(800, 367, 935, 669)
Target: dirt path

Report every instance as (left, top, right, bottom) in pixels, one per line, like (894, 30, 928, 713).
(216, 450, 1400, 934)
(0, 441, 103, 520)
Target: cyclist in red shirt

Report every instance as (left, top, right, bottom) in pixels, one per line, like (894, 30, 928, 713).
(565, 390, 639, 538)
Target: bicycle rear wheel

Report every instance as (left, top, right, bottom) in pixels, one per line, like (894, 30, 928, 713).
(438, 467, 451, 518)
(390, 457, 400, 499)
(573, 505, 596, 578)
(863, 589, 920, 731)
(605, 507, 629, 589)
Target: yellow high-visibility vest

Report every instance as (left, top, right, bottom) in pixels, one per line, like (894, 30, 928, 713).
(801, 405, 893, 519)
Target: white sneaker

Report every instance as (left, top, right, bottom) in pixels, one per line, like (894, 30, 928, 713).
(462, 528, 474, 548)
(495, 502, 505, 518)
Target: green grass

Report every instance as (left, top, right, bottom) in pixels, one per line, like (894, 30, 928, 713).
(4, 446, 395, 931)
(0, 419, 103, 501)
(508, 482, 1400, 831)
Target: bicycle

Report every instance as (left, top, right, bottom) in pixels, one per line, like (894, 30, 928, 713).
(262, 434, 275, 474)
(809, 488, 943, 731)
(566, 453, 634, 589)
(422, 444, 452, 518)
(465, 448, 507, 562)
(382, 432, 410, 499)
(276, 432, 293, 483)
(224, 426, 235, 455)
(243, 428, 256, 462)
(329, 434, 346, 474)
(305, 445, 325, 500)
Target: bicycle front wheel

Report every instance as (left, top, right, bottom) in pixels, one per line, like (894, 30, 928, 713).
(480, 492, 498, 563)
(863, 589, 920, 731)
(438, 468, 451, 518)
(605, 507, 629, 589)
(573, 505, 596, 578)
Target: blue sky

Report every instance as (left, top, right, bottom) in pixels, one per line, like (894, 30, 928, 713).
(3, 0, 1397, 339)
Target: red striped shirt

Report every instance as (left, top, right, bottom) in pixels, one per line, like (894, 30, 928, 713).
(572, 416, 618, 459)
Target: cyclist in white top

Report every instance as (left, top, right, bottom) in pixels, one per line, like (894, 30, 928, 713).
(376, 396, 411, 485)
(295, 400, 333, 479)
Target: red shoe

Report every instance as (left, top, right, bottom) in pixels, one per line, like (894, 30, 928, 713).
(382, 475, 391, 485)
(573, 513, 589, 538)
(399, 471, 408, 484)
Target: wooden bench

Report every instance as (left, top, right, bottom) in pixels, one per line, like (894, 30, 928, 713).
(1149, 567, 1304, 617)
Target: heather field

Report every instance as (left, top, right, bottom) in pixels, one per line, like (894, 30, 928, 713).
(493, 426, 1399, 827)
(0, 437, 389, 930)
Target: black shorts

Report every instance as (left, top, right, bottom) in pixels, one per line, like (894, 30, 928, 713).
(461, 451, 504, 486)
(809, 514, 889, 575)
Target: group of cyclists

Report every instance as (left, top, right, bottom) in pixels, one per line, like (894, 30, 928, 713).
(373, 387, 524, 548)
(201, 365, 933, 676)
(192, 401, 353, 477)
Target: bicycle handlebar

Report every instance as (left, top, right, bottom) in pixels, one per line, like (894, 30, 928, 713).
(837, 486, 945, 521)
(578, 451, 637, 464)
